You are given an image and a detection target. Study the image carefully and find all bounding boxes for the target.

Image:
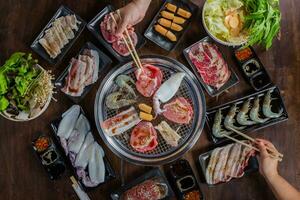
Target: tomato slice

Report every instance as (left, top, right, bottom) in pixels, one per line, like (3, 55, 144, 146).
(130, 122, 158, 152)
(135, 64, 163, 97)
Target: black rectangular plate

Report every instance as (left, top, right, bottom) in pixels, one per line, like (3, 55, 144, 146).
(144, 0, 198, 51)
(198, 141, 259, 186)
(233, 46, 272, 91)
(55, 42, 112, 103)
(87, 5, 146, 62)
(31, 134, 66, 180)
(183, 36, 239, 97)
(166, 159, 204, 200)
(110, 168, 175, 200)
(206, 86, 288, 144)
(50, 106, 116, 190)
(31, 5, 86, 65)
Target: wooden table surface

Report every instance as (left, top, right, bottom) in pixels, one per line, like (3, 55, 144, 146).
(0, 0, 299, 199)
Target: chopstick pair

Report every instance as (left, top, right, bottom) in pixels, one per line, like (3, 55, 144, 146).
(70, 176, 91, 200)
(222, 127, 283, 162)
(109, 11, 143, 69)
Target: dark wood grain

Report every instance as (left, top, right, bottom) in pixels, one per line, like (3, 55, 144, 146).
(0, 0, 299, 199)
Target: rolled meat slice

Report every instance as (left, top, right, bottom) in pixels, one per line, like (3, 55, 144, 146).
(162, 97, 193, 124)
(135, 64, 163, 97)
(101, 106, 141, 136)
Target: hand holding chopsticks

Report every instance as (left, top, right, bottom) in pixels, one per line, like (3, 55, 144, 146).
(222, 126, 283, 162)
(109, 11, 143, 69)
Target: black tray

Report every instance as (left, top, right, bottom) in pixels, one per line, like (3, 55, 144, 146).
(55, 42, 112, 103)
(110, 168, 175, 200)
(31, 5, 86, 65)
(206, 86, 288, 144)
(183, 36, 239, 97)
(233, 46, 272, 91)
(198, 141, 259, 186)
(166, 159, 204, 200)
(144, 0, 198, 51)
(32, 134, 66, 180)
(87, 5, 146, 62)
(50, 105, 116, 190)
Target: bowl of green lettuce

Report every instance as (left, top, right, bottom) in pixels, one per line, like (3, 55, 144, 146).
(202, 0, 281, 49)
(0, 52, 53, 121)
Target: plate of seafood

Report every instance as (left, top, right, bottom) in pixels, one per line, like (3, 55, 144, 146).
(144, 0, 198, 51)
(183, 36, 239, 97)
(206, 86, 288, 144)
(87, 5, 146, 62)
(50, 105, 116, 189)
(31, 5, 86, 65)
(32, 134, 66, 180)
(94, 55, 206, 165)
(111, 168, 175, 200)
(55, 42, 112, 103)
(166, 159, 204, 200)
(198, 141, 259, 186)
(233, 46, 272, 91)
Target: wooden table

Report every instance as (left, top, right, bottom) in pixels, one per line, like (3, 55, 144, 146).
(0, 0, 299, 199)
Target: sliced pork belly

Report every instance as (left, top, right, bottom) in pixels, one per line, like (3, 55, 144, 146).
(224, 143, 242, 182)
(206, 147, 221, 184)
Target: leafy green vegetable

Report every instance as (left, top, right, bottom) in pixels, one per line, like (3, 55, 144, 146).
(0, 52, 40, 112)
(243, 0, 281, 49)
(0, 73, 8, 95)
(0, 96, 9, 111)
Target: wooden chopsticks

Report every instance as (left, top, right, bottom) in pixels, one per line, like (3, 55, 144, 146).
(224, 126, 283, 161)
(109, 11, 142, 69)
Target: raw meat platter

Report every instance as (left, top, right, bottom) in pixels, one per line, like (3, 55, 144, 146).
(31, 5, 86, 65)
(183, 36, 239, 97)
(87, 5, 146, 62)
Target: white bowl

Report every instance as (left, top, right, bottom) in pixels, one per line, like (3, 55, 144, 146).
(0, 64, 53, 122)
(202, 1, 247, 47)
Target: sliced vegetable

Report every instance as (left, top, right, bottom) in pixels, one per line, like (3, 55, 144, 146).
(138, 103, 152, 114)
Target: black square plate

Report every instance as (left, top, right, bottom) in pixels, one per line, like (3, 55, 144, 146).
(144, 0, 198, 51)
(55, 42, 112, 103)
(31, 5, 86, 65)
(87, 5, 146, 62)
(205, 86, 288, 144)
(110, 168, 175, 200)
(183, 36, 239, 97)
(50, 105, 116, 190)
(198, 141, 259, 186)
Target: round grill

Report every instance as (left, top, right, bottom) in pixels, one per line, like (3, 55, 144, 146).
(94, 55, 206, 165)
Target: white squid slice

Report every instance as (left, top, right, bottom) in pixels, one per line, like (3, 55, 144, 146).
(74, 133, 94, 168)
(88, 143, 105, 184)
(57, 105, 80, 139)
(155, 72, 185, 103)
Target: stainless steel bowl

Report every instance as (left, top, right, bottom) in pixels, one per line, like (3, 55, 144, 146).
(202, 1, 247, 47)
(94, 55, 206, 165)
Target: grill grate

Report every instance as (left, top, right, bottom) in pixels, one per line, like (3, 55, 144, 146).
(102, 67, 195, 157)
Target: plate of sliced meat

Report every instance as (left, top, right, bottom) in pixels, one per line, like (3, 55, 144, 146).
(31, 5, 86, 65)
(87, 5, 146, 62)
(111, 168, 175, 200)
(198, 141, 259, 186)
(183, 36, 239, 97)
(55, 42, 111, 103)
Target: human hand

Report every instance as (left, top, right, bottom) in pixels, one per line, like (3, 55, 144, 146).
(112, 0, 151, 36)
(256, 138, 279, 180)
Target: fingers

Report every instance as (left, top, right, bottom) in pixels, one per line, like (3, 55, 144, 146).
(257, 141, 269, 158)
(256, 138, 279, 153)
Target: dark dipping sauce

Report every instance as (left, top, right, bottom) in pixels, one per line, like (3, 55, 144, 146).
(251, 72, 271, 90)
(242, 59, 260, 76)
